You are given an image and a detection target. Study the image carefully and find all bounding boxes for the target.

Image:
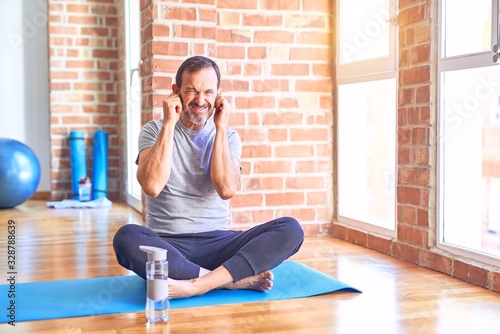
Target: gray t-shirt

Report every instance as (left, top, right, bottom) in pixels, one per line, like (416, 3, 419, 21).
(137, 118, 242, 234)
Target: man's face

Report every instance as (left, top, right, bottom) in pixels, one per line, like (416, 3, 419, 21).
(175, 67, 219, 128)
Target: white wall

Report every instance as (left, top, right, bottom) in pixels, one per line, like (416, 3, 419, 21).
(0, 0, 50, 191)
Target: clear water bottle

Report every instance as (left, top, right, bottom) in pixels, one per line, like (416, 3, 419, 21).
(78, 177, 92, 202)
(139, 245, 170, 322)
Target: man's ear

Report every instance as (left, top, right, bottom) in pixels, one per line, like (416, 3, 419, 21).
(172, 84, 179, 94)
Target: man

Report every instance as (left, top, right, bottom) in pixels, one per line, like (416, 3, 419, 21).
(113, 56, 304, 299)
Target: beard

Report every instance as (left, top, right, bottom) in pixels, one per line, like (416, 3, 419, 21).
(183, 101, 214, 126)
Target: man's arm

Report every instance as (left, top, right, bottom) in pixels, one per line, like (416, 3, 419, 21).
(210, 95, 241, 199)
(137, 93, 181, 197)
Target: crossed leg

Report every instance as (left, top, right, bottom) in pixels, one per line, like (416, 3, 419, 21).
(113, 217, 304, 299)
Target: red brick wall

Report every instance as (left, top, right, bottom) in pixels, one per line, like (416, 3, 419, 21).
(332, 0, 500, 293)
(46, 0, 334, 231)
(48, 0, 120, 200)
(140, 0, 334, 235)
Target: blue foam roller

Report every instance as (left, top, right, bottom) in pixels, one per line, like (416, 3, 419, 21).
(92, 129, 108, 199)
(69, 131, 87, 199)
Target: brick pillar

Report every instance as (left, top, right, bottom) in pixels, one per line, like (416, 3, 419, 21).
(394, 0, 434, 262)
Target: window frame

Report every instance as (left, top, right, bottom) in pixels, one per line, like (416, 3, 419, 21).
(335, 0, 399, 237)
(437, 0, 500, 266)
(124, 0, 142, 212)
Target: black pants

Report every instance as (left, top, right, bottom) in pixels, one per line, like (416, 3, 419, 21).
(113, 216, 304, 282)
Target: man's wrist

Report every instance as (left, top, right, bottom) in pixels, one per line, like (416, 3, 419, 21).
(162, 119, 177, 131)
(215, 124, 228, 133)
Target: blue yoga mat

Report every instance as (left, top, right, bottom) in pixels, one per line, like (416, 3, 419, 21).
(0, 261, 360, 323)
(92, 129, 108, 200)
(69, 130, 87, 199)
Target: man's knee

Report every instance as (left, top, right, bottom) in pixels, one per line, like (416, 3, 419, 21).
(113, 224, 149, 265)
(113, 224, 141, 250)
(280, 216, 305, 245)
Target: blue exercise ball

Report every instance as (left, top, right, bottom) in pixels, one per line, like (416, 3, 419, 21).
(0, 138, 41, 208)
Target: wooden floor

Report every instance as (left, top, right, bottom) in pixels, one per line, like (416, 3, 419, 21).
(1, 200, 500, 334)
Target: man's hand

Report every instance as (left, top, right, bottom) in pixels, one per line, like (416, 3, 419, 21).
(162, 92, 182, 127)
(214, 94, 232, 130)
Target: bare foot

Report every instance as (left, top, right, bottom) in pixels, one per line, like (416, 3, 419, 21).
(168, 278, 209, 299)
(168, 278, 204, 299)
(222, 271, 274, 292)
(167, 271, 274, 299)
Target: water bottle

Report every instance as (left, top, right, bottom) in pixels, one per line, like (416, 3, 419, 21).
(78, 177, 92, 202)
(139, 245, 170, 322)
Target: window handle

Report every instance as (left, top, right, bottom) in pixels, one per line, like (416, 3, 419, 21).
(493, 44, 500, 63)
(130, 60, 143, 86)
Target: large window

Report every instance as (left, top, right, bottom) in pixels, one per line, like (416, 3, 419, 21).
(439, 0, 500, 261)
(337, 0, 398, 234)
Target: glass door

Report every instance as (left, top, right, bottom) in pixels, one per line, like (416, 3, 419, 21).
(337, 0, 398, 234)
(439, 0, 500, 260)
(125, 0, 142, 211)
